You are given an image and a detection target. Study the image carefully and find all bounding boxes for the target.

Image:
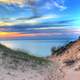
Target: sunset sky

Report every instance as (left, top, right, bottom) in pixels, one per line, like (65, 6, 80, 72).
(0, 0, 80, 56)
(0, 0, 79, 40)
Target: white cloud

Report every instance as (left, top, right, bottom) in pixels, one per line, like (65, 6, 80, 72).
(0, 0, 25, 6)
(31, 27, 65, 30)
(54, 1, 66, 10)
(39, 14, 58, 20)
(0, 14, 59, 26)
(14, 14, 59, 25)
(48, 0, 67, 11)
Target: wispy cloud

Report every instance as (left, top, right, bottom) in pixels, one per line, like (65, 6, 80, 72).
(48, 0, 67, 11)
(0, 22, 14, 26)
(17, 14, 59, 24)
(0, 14, 59, 26)
(0, 31, 62, 39)
(40, 0, 67, 11)
(66, 28, 80, 35)
(0, 0, 25, 7)
(0, 0, 67, 10)
(31, 27, 65, 30)
(54, 1, 67, 10)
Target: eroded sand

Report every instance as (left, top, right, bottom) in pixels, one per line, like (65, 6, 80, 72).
(59, 60, 80, 80)
(0, 55, 62, 80)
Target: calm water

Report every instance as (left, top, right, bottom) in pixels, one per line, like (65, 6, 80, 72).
(0, 38, 78, 57)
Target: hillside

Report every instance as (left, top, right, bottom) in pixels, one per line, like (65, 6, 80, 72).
(50, 38, 80, 80)
(51, 38, 80, 63)
(0, 44, 61, 80)
(59, 39, 80, 63)
(0, 44, 49, 64)
(60, 39, 80, 80)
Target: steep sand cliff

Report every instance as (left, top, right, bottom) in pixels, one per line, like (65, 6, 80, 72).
(54, 39, 80, 80)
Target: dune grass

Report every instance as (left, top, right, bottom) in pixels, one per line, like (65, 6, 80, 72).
(0, 44, 50, 64)
(52, 41, 76, 56)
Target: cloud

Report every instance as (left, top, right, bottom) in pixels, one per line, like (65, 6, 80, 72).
(48, 0, 67, 11)
(0, 32, 34, 38)
(54, 1, 66, 10)
(0, 32, 61, 39)
(0, 14, 59, 26)
(17, 14, 59, 24)
(0, 0, 67, 10)
(38, 14, 59, 20)
(42, 2, 53, 10)
(0, 22, 14, 26)
(66, 28, 80, 35)
(31, 27, 65, 30)
(0, 0, 25, 7)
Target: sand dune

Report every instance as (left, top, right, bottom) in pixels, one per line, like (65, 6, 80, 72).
(0, 44, 62, 80)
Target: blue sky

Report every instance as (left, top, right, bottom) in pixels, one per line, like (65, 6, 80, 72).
(0, 0, 79, 19)
(0, 0, 80, 56)
(0, 0, 79, 40)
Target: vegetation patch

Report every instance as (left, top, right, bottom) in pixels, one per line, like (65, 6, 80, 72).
(51, 41, 76, 56)
(0, 44, 50, 65)
(64, 59, 75, 66)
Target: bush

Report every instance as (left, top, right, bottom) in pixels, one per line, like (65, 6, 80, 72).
(51, 41, 75, 56)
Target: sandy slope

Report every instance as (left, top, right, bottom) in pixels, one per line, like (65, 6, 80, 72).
(61, 60, 80, 80)
(58, 40, 80, 80)
(64, 69, 80, 80)
(1, 39, 80, 80)
(49, 59, 80, 80)
(0, 52, 62, 80)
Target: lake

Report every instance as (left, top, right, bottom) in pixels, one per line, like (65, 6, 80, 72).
(0, 38, 78, 57)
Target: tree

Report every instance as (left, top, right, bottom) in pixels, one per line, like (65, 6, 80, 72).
(78, 36, 80, 40)
(51, 47, 58, 55)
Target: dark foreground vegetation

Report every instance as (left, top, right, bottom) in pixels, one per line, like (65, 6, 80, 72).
(51, 40, 77, 56)
(0, 44, 49, 65)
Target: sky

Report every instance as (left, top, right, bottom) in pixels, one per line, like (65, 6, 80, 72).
(0, 0, 79, 40)
(0, 0, 80, 56)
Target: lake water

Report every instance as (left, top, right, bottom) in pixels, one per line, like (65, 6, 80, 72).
(0, 38, 78, 57)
